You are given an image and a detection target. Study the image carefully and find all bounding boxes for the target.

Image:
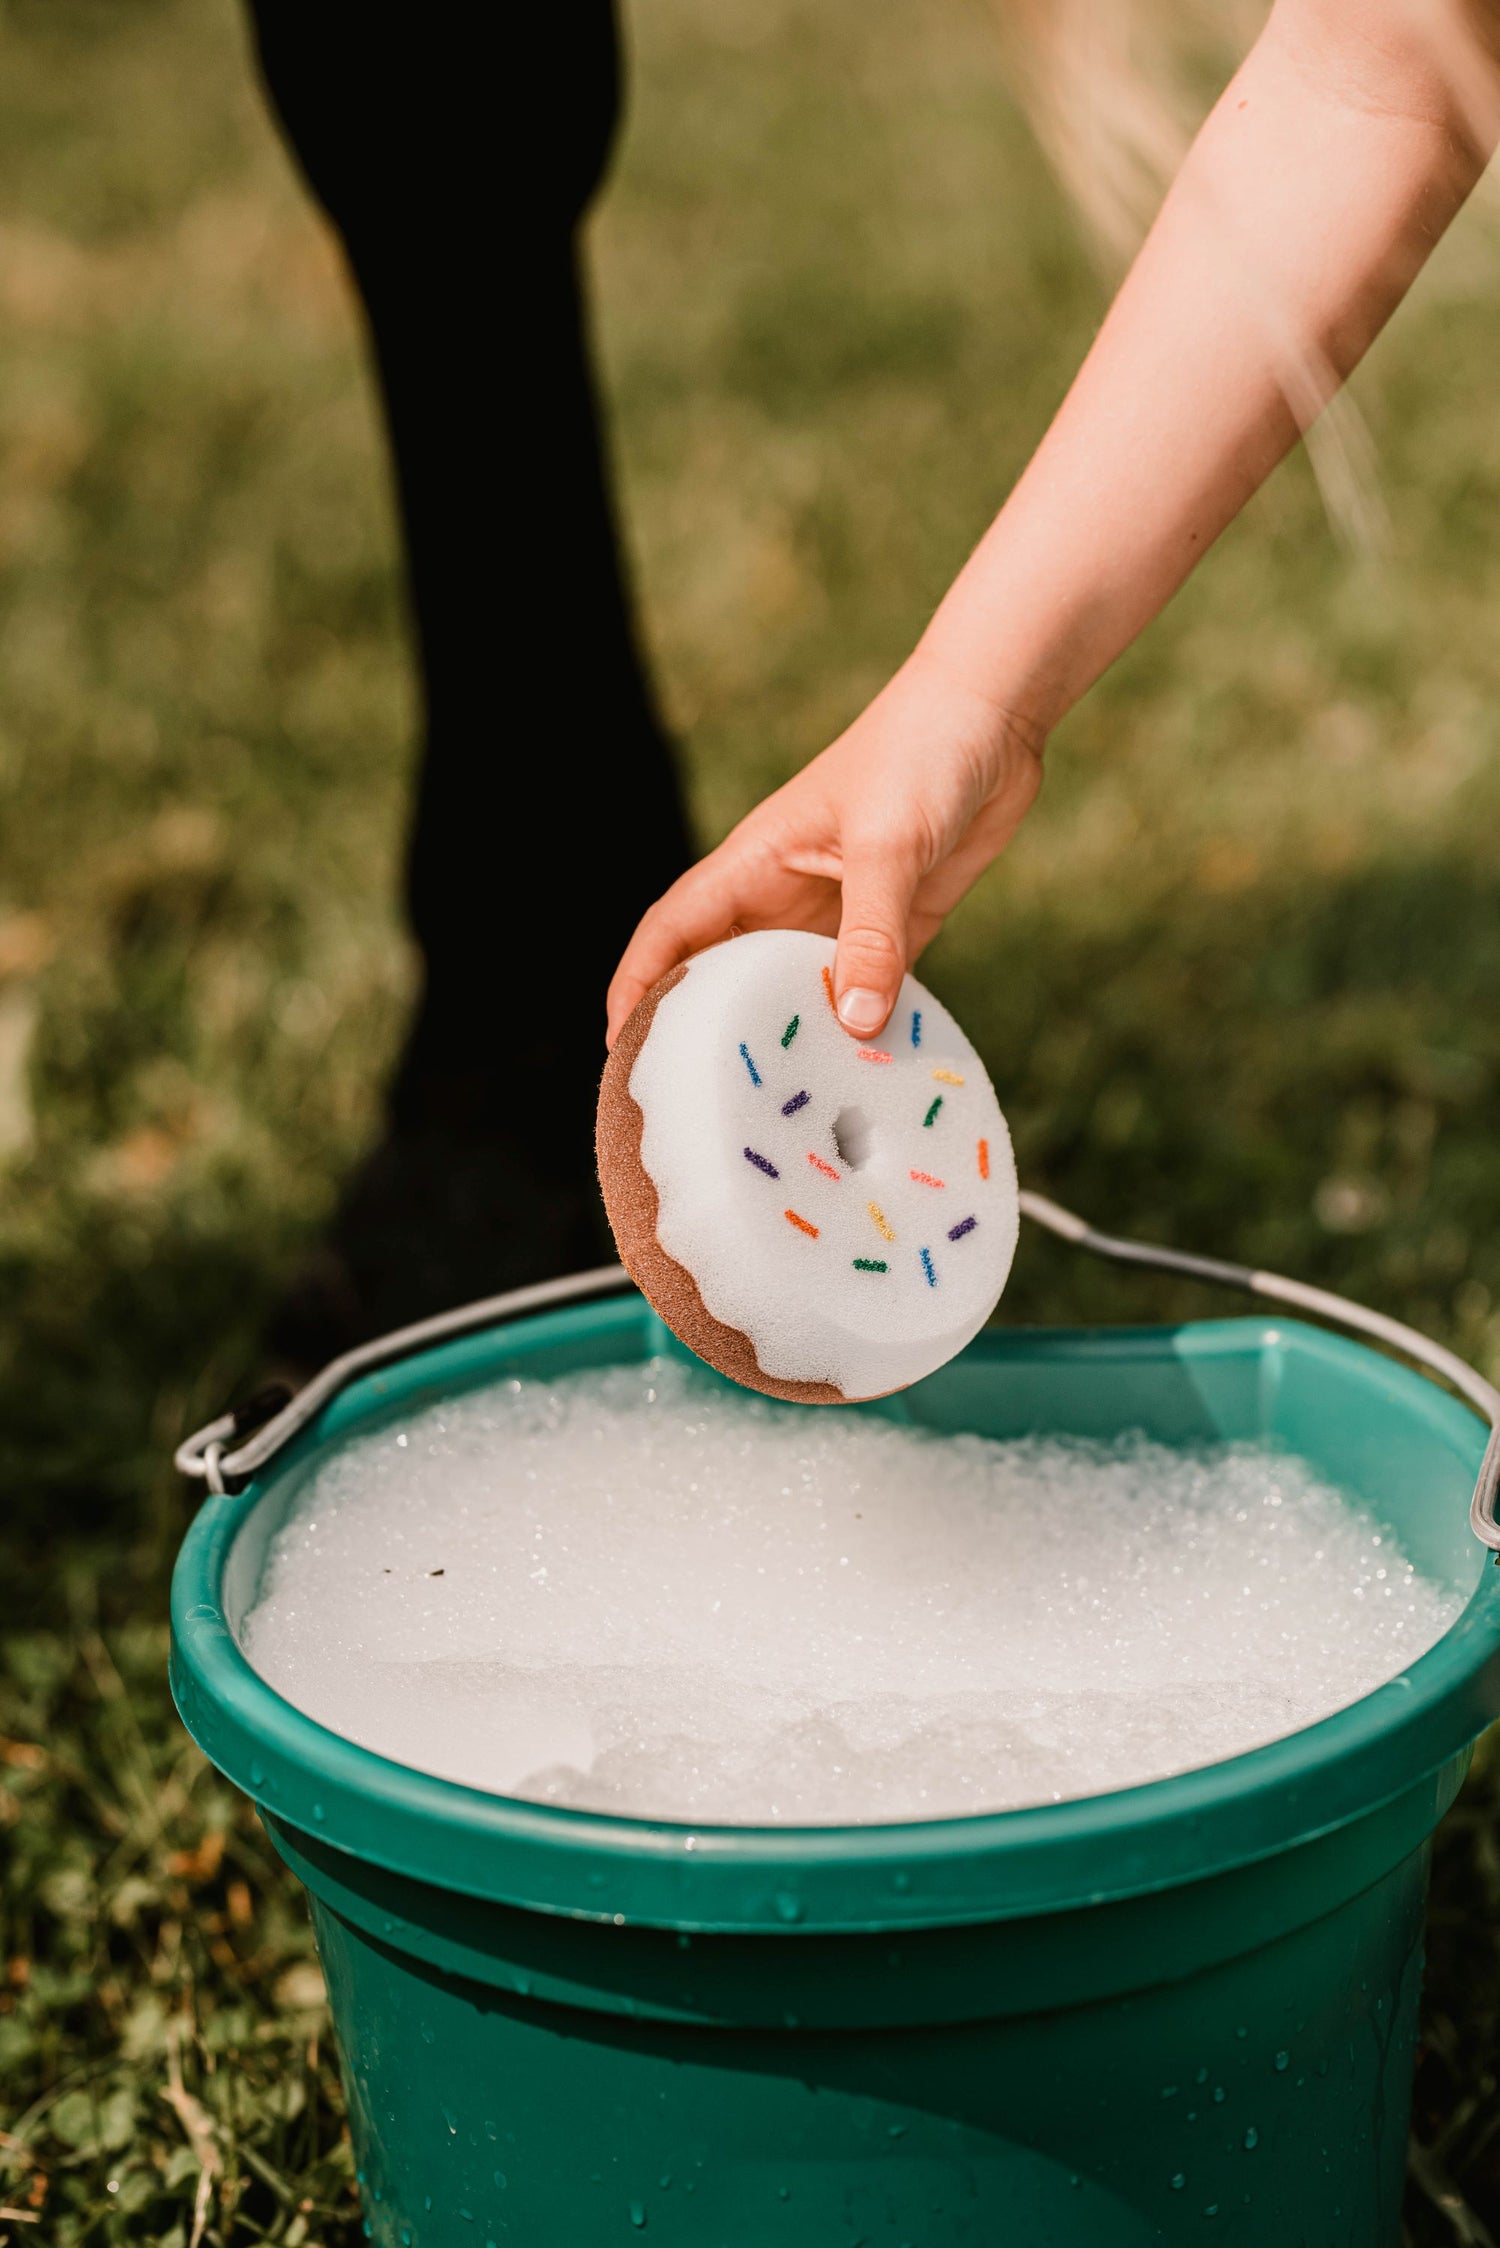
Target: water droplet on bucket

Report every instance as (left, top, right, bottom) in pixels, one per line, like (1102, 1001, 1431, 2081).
(628, 2201, 647, 2229)
(1171, 2174, 1186, 2191)
(1274, 2051, 1289, 2071)
(774, 1891, 803, 1922)
(1244, 2127, 1259, 2150)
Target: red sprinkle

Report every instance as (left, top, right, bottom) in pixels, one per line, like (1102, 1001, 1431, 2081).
(909, 1169, 945, 1189)
(856, 1049, 893, 1065)
(978, 1137, 990, 1181)
(784, 1208, 819, 1238)
(806, 1151, 841, 1181)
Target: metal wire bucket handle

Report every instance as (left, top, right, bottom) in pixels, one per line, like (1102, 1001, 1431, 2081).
(176, 1191, 1500, 1557)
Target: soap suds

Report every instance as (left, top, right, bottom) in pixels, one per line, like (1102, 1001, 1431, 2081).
(241, 1357, 1464, 1825)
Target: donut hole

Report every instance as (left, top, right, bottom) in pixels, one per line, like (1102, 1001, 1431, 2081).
(831, 1104, 875, 1173)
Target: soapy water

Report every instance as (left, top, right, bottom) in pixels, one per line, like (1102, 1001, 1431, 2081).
(240, 1357, 1465, 1825)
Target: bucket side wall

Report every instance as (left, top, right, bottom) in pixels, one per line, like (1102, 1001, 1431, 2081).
(312, 1840, 1428, 2248)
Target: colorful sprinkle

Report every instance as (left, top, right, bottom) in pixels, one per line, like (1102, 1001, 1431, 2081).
(821, 965, 837, 1013)
(781, 1089, 810, 1116)
(856, 1049, 893, 1065)
(743, 1147, 779, 1178)
(978, 1137, 990, 1180)
(923, 1096, 944, 1127)
(911, 1010, 922, 1047)
(947, 1215, 977, 1241)
(739, 1042, 761, 1087)
(781, 1014, 801, 1048)
(867, 1201, 895, 1242)
(852, 1258, 889, 1273)
(910, 1169, 945, 1189)
(784, 1208, 819, 1238)
(807, 1151, 841, 1181)
(931, 1068, 965, 1086)
(920, 1246, 937, 1287)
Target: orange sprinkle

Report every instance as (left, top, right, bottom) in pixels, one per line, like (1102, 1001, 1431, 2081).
(821, 964, 838, 1013)
(807, 1151, 841, 1181)
(910, 1169, 945, 1189)
(978, 1137, 990, 1181)
(856, 1049, 893, 1065)
(931, 1068, 965, 1086)
(784, 1208, 819, 1238)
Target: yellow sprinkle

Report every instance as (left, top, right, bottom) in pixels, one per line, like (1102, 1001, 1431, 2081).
(867, 1201, 895, 1243)
(932, 1069, 965, 1086)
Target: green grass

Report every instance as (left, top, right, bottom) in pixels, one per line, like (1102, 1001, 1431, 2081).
(1, 0, 1497, 2239)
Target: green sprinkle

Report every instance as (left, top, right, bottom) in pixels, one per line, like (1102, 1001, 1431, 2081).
(781, 1014, 800, 1048)
(923, 1095, 944, 1127)
(852, 1258, 889, 1273)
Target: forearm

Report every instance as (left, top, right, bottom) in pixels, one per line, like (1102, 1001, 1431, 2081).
(920, 0, 1496, 733)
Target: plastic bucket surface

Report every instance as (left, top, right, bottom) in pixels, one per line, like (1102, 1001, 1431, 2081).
(171, 1302, 1500, 2245)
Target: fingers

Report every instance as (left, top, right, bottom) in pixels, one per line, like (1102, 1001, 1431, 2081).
(606, 862, 741, 1049)
(833, 840, 922, 1040)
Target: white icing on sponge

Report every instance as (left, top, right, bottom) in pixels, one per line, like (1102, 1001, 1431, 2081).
(623, 930, 1019, 1398)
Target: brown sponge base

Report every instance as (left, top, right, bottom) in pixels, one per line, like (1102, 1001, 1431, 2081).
(596, 963, 847, 1405)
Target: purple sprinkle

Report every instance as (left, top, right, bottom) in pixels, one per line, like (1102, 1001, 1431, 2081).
(920, 1245, 937, 1287)
(739, 1042, 762, 1087)
(947, 1215, 977, 1242)
(781, 1089, 810, 1116)
(743, 1147, 779, 1178)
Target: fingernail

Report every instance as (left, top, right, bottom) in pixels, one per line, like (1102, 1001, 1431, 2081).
(838, 987, 886, 1035)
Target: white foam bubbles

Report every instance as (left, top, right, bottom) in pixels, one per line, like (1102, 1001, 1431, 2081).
(240, 1357, 1465, 1825)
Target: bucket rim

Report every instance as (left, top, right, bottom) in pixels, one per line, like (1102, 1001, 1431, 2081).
(170, 1307, 1500, 1934)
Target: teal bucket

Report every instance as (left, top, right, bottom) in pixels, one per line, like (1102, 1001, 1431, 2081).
(171, 1293, 1500, 2246)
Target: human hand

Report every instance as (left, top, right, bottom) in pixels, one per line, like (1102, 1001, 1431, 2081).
(605, 654, 1045, 1047)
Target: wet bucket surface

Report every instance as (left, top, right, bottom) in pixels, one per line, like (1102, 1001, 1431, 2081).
(171, 1301, 1500, 2246)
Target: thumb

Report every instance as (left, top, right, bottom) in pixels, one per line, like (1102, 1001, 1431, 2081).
(834, 842, 919, 1040)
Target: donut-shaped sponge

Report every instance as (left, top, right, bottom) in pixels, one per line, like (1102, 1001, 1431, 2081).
(597, 930, 1019, 1402)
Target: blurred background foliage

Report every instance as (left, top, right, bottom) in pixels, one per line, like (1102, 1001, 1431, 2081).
(0, 0, 1496, 2240)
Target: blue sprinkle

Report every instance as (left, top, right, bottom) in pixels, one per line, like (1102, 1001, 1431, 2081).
(911, 1010, 922, 1047)
(920, 1246, 937, 1287)
(781, 1089, 810, 1116)
(743, 1147, 779, 1178)
(739, 1042, 761, 1087)
(947, 1215, 977, 1242)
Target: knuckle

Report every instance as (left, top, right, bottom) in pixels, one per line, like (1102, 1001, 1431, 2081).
(837, 922, 905, 969)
